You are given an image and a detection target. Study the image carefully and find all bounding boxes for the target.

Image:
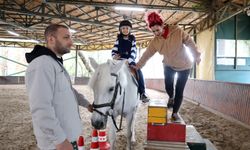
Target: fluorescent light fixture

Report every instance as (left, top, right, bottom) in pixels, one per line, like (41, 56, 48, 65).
(73, 42, 85, 45)
(247, 9, 250, 16)
(0, 38, 39, 43)
(114, 6, 145, 12)
(7, 30, 20, 36)
(69, 29, 77, 33)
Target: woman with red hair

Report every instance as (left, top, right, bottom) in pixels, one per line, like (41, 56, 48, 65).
(136, 12, 201, 122)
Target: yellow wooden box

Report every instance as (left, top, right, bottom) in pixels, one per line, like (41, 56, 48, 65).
(148, 107, 167, 117)
(148, 99, 168, 124)
(148, 116, 167, 124)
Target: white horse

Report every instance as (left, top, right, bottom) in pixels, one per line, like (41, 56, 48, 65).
(88, 58, 139, 150)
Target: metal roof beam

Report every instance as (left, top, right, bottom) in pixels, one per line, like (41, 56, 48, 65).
(184, 0, 202, 5)
(45, 0, 206, 12)
(193, 2, 250, 35)
(0, 17, 35, 31)
(174, 12, 193, 24)
(0, 6, 150, 33)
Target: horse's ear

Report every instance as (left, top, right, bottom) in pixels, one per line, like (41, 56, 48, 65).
(110, 60, 126, 73)
(89, 57, 99, 70)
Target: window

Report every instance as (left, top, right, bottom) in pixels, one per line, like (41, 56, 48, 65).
(216, 39, 235, 57)
(237, 40, 250, 57)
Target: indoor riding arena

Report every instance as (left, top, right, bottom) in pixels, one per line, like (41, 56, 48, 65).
(0, 0, 250, 150)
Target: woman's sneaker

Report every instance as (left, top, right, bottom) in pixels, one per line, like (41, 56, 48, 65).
(167, 98, 174, 108)
(140, 93, 150, 103)
(171, 113, 181, 123)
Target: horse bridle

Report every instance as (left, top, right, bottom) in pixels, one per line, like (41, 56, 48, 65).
(92, 73, 125, 132)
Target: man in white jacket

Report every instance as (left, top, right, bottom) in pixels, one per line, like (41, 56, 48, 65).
(25, 24, 92, 150)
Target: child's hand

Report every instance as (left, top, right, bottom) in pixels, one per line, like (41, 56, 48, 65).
(113, 54, 120, 60)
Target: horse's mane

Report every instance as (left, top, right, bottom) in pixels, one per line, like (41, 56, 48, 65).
(88, 67, 98, 89)
(88, 63, 108, 89)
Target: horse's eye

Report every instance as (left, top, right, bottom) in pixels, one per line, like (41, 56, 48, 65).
(109, 87, 114, 92)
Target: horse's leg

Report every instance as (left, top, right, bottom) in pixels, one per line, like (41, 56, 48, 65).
(125, 106, 137, 150)
(108, 117, 116, 150)
(131, 106, 137, 143)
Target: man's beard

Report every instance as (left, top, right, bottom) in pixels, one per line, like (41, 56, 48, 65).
(55, 40, 70, 55)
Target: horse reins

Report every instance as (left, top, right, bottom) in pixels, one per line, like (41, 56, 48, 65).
(92, 73, 125, 132)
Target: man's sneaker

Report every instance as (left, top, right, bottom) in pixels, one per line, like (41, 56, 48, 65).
(140, 93, 150, 103)
(171, 113, 181, 123)
(167, 98, 174, 108)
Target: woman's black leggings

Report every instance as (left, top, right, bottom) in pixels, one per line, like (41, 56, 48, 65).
(164, 66, 190, 113)
(137, 69, 145, 94)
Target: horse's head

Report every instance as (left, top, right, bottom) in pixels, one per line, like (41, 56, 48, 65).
(88, 58, 128, 129)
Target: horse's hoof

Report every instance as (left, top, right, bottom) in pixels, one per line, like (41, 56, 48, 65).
(131, 140, 136, 145)
(131, 141, 136, 146)
(126, 142, 136, 150)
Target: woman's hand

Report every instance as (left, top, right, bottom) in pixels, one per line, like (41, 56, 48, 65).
(195, 52, 201, 65)
(129, 64, 139, 70)
(196, 57, 201, 65)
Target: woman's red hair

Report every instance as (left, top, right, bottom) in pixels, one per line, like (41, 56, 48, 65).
(145, 11, 164, 28)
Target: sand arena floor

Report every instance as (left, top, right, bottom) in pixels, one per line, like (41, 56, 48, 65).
(0, 85, 250, 150)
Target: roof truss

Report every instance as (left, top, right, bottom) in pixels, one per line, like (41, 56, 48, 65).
(0, 0, 249, 50)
